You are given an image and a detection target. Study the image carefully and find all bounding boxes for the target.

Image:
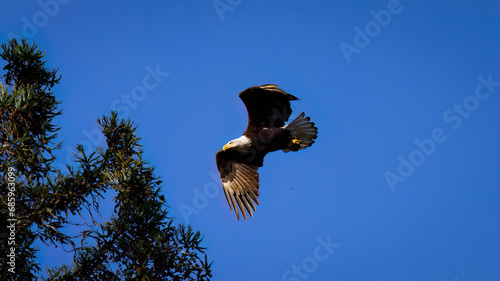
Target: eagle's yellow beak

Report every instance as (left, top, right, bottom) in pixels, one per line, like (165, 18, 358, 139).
(223, 143, 231, 151)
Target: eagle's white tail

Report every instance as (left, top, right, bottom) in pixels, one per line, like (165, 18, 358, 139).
(283, 112, 318, 153)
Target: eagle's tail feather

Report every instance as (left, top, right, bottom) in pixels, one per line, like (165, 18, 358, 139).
(283, 112, 318, 153)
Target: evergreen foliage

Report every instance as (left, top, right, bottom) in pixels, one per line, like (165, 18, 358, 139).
(0, 39, 212, 281)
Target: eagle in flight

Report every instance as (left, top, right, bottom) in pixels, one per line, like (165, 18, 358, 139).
(216, 84, 318, 220)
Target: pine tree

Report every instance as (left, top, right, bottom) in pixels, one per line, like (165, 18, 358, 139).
(0, 39, 212, 280)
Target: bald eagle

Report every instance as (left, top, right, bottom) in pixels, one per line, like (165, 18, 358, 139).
(216, 84, 318, 220)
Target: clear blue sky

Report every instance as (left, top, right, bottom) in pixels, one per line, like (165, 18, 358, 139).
(2, 1, 500, 280)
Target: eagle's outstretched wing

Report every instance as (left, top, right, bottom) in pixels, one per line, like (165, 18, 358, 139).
(239, 84, 299, 128)
(215, 149, 260, 220)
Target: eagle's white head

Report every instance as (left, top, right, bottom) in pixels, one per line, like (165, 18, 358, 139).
(223, 135, 251, 151)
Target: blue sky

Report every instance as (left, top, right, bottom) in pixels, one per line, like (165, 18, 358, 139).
(2, 1, 500, 280)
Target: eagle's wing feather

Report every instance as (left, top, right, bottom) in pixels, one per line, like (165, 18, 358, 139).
(239, 84, 299, 128)
(216, 151, 260, 221)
